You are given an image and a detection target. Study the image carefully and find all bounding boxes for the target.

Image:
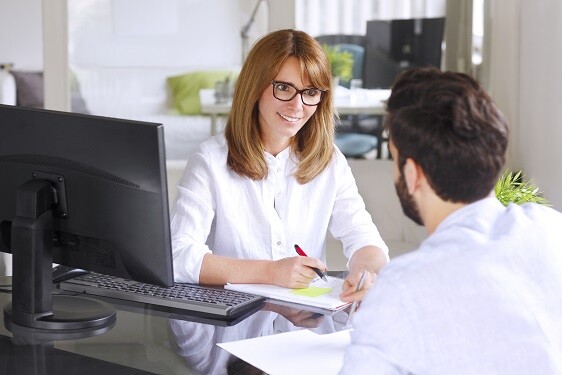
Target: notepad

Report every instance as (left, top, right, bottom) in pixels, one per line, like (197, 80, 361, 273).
(225, 276, 350, 311)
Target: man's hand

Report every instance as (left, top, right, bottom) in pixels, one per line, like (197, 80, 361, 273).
(339, 269, 376, 303)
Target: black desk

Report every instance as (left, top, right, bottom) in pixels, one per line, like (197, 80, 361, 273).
(0, 278, 352, 374)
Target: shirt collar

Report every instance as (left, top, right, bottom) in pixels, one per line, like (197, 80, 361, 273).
(434, 196, 504, 233)
(264, 146, 292, 162)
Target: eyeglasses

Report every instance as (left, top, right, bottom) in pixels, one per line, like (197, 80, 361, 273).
(271, 81, 326, 106)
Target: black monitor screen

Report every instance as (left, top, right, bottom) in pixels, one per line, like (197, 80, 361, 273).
(0, 104, 173, 288)
(365, 17, 445, 88)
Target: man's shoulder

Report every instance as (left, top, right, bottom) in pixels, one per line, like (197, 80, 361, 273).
(501, 202, 562, 236)
(380, 248, 434, 280)
(513, 201, 562, 219)
(381, 202, 562, 277)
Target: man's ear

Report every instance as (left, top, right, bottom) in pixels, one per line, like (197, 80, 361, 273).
(403, 158, 419, 194)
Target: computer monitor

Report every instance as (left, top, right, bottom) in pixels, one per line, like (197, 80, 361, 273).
(0, 104, 173, 332)
(364, 17, 446, 88)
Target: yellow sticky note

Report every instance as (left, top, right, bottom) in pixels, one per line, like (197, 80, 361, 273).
(291, 286, 332, 298)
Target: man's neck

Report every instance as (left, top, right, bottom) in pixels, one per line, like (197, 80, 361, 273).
(423, 200, 467, 235)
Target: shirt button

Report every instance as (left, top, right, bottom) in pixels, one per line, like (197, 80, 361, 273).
(277, 168, 281, 173)
(277, 193, 282, 197)
(276, 241, 281, 246)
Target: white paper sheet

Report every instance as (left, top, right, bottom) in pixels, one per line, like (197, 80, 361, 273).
(217, 328, 352, 375)
(225, 276, 351, 310)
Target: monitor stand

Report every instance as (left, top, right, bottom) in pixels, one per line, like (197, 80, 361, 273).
(3, 179, 116, 332)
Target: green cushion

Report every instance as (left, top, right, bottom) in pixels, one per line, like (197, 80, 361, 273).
(167, 70, 232, 115)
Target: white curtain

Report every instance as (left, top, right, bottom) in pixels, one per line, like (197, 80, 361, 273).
(295, 0, 446, 36)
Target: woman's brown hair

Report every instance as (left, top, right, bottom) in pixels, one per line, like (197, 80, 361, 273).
(225, 29, 335, 184)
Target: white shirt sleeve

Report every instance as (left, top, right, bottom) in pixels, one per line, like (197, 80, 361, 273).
(170, 150, 215, 283)
(329, 150, 389, 262)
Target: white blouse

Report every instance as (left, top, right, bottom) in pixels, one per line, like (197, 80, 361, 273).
(170, 135, 388, 283)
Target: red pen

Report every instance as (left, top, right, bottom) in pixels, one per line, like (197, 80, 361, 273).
(294, 244, 328, 282)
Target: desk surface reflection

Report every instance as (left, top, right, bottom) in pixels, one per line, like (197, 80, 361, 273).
(0, 280, 352, 374)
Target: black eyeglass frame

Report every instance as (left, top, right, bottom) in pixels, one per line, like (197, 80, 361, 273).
(270, 81, 327, 106)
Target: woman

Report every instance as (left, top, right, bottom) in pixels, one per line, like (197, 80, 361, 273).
(171, 29, 388, 302)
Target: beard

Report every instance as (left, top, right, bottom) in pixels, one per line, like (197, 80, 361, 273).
(394, 172, 424, 226)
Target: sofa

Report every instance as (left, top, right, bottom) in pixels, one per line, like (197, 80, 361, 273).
(1, 65, 237, 161)
(72, 66, 241, 160)
(0, 67, 16, 106)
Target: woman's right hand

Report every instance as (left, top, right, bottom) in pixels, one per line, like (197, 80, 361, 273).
(268, 256, 327, 289)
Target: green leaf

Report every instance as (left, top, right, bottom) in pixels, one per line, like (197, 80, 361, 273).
(494, 169, 550, 206)
(322, 44, 354, 82)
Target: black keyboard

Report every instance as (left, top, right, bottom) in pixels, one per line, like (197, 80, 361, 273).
(59, 272, 265, 317)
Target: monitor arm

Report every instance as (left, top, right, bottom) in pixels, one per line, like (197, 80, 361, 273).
(10, 179, 57, 326)
(4, 178, 116, 333)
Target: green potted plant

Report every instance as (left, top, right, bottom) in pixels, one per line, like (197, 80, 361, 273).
(495, 170, 550, 206)
(322, 44, 354, 85)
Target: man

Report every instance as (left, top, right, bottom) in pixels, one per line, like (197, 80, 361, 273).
(340, 67, 562, 374)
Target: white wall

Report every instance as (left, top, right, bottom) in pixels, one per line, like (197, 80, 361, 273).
(518, 1, 562, 210)
(0, 0, 43, 70)
(268, 0, 295, 30)
(68, 0, 266, 70)
(0, 0, 271, 74)
(1, 0, 272, 111)
(488, 0, 562, 210)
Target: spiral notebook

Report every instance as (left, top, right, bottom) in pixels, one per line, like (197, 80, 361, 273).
(225, 276, 350, 311)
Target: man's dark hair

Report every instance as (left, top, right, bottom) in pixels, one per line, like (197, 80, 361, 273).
(385, 66, 509, 203)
